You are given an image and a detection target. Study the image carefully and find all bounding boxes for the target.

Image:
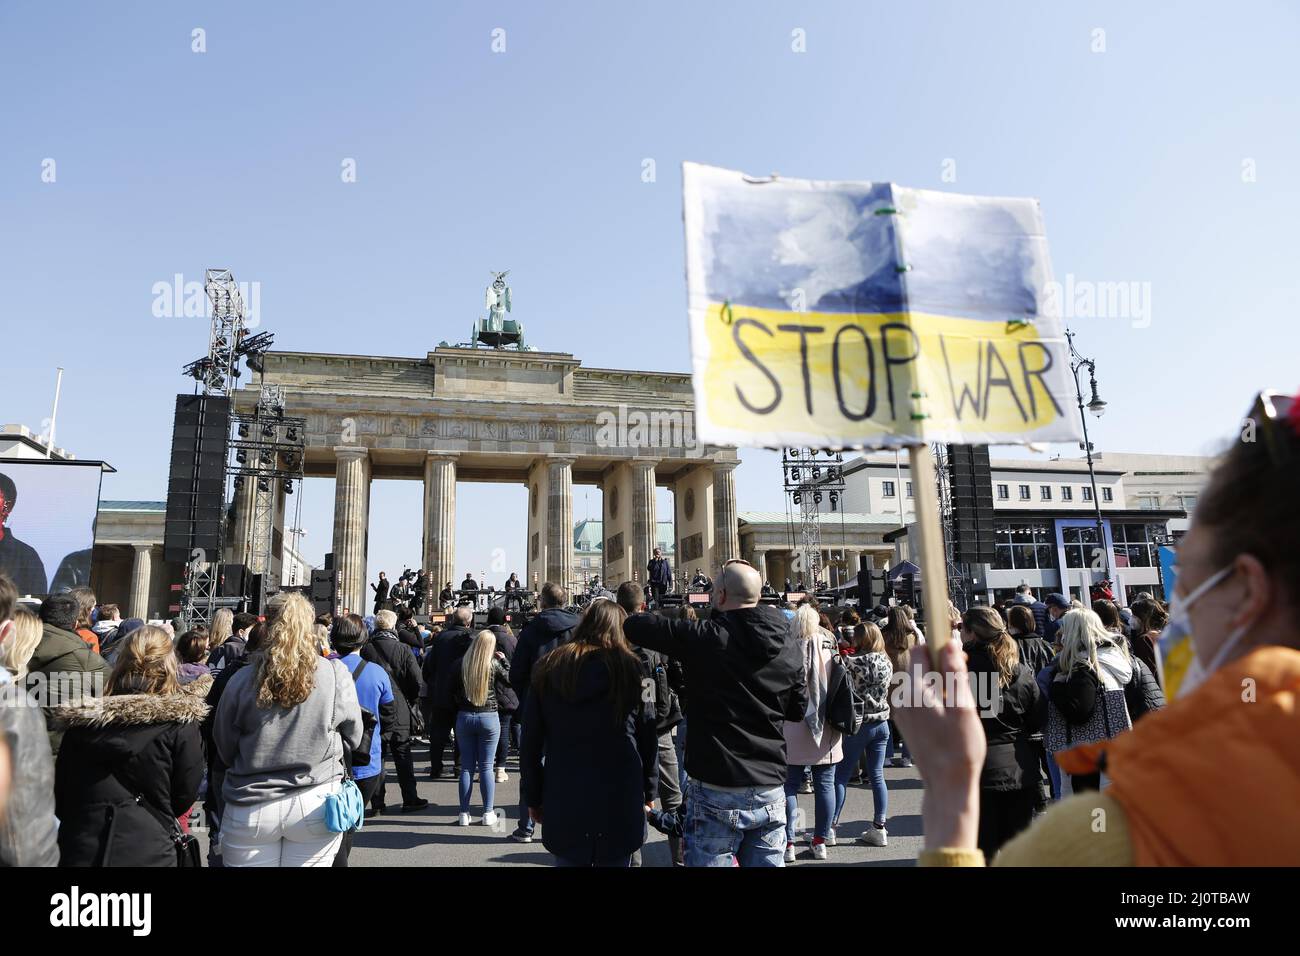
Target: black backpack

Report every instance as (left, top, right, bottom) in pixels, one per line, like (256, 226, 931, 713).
(826, 654, 864, 736)
(348, 660, 379, 767)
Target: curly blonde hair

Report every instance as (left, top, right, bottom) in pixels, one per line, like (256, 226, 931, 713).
(255, 592, 319, 709)
(106, 625, 180, 696)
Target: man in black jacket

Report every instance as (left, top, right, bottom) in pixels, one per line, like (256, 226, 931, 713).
(623, 560, 805, 867)
(362, 609, 428, 813)
(616, 581, 684, 866)
(507, 582, 579, 842)
(421, 606, 475, 779)
(371, 572, 390, 614)
(412, 570, 428, 615)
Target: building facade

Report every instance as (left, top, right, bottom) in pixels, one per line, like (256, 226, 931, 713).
(840, 450, 1214, 605)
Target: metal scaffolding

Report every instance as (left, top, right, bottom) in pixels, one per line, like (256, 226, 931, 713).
(780, 448, 846, 590)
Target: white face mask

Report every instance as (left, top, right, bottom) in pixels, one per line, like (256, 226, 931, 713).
(1167, 564, 1248, 698)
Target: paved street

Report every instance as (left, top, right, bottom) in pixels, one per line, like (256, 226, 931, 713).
(342, 738, 925, 867)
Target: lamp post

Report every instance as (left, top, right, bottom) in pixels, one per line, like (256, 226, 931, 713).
(1066, 328, 1109, 579)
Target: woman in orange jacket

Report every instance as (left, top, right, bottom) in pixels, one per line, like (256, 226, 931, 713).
(894, 389, 1300, 866)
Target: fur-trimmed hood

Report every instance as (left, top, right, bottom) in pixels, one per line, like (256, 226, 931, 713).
(55, 685, 209, 729)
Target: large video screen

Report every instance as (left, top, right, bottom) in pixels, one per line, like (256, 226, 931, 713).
(0, 460, 103, 597)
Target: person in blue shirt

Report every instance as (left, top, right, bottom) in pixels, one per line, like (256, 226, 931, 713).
(330, 614, 397, 866)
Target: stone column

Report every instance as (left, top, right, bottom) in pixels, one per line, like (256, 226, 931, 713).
(546, 458, 575, 594)
(752, 548, 768, 584)
(844, 549, 861, 584)
(711, 461, 740, 566)
(422, 452, 458, 595)
(630, 459, 658, 584)
(129, 544, 153, 619)
(332, 446, 371, 614)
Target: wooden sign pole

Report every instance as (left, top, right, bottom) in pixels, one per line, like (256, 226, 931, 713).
(907, 443, 953, 670)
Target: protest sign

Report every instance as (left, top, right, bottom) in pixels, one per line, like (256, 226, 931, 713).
(682, 162, 1083, 449)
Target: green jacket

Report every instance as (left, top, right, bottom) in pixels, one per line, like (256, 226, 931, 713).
(26, 624, 108, 756)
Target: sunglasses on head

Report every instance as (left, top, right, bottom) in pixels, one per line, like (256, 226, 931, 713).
(1249, 390, 1299, 467)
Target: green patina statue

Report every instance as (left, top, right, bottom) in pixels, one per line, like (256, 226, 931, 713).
(471, 271, 529, 350)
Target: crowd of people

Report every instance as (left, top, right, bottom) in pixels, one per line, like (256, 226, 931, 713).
(0, 552, 1240, 868)
(0, 391, 1295, 867)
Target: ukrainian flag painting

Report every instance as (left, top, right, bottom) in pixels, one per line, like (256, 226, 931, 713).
(682, 162, 1083, 450)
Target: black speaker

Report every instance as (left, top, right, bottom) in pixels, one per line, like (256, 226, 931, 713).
(221, 564, 248, 597)
(311, 569, 337, 617)
(163, 394, 231, 563)
(246, 574, 265, 616)
(948, 444, 997, 564)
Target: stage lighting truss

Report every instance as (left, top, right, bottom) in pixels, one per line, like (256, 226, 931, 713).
(781, 447, 847, 589)
(184, 268, 246, 399)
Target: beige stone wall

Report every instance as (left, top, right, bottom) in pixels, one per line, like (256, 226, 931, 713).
(600, 463, 634, 586)
(673, 465, 715, 582)
(525, 458, 550, 591)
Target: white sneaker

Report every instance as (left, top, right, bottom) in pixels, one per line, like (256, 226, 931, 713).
(495, 768, 508, 783)
(826, 827, 837, 847)
(783, 843, 796, 864)
(811, 842, 828, 860)
(482, 809, 499, 828)
(457, 812, 472, 827)
(857, 826, 888, 847)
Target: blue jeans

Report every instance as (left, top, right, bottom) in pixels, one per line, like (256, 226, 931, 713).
(785, 764, 836, 843)
(455, 711, 500, 814)
(685, 779, 786, 867)
(833, 720, 889, 827)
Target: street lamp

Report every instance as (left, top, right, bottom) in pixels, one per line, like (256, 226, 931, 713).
(1066, 328, 1109, 579)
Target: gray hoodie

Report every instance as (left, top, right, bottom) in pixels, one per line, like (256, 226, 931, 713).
(213, 655, 363, 806)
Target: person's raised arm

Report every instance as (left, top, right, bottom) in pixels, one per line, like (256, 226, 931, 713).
(622, 612, 698, 661)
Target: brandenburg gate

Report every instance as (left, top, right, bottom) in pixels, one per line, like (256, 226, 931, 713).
(232, 346, 740, 612)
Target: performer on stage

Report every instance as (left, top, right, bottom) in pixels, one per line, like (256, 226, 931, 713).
(371, 571, 390, 613)
(439, 581, 455, 609)
(460, 572, 479, 594)
(647, 547, 672, 605)
(689, 568, 712, 593)
(504, 571, 522, 611)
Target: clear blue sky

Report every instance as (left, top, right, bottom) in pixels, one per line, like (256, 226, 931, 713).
(3, 1, 1297, 586)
